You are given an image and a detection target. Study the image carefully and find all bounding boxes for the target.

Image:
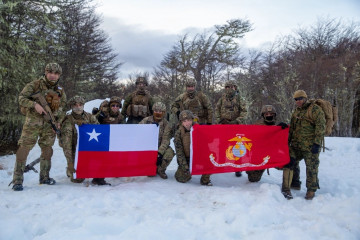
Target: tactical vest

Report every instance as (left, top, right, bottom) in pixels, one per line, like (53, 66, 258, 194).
(126, 91, 151, 118)
(181, 92, 205, 118)
(102, 112, 124, 124)
(180, 126, 191, 158)
(219, 95, 241, 121)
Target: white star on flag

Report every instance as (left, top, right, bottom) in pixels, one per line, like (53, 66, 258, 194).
(86, 128, 101, 142)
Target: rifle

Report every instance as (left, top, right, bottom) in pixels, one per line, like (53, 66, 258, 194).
(32, 92, 62, 144)
(24, 157, 40, 173)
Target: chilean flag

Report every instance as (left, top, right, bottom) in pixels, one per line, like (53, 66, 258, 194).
(74, 124, 159, 178)
(190, 124, 290, 175)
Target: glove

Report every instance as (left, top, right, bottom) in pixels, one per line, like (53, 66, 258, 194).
(152, 122, 159, 127)
(92, 107, 99, 115)
(207, 123, 212, 125)
(311, 143, 321, 154)
(176, 110, 180, 119)
(156, 153, 163, 166)
(277, 122, 288, 129)
(97, 111, 106, 123)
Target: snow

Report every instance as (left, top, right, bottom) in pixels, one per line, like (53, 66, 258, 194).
(1, 101, 359, 240)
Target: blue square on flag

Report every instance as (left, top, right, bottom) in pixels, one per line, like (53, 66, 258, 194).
(78, 124, 110, 151)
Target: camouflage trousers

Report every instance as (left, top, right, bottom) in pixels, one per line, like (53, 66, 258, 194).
(157, 147, 175, 172)
(246, 170, 265, 182)
(288, 147, 320, 192)
(13, 117, 56, 184)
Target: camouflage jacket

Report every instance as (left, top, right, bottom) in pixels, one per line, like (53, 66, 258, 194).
(19, 76, 67, 123)
(121, 90, 154, 118)
(215, 93, 247, 124)
(139, 116, 174, 155)
(174, 124, 193, 170)
(171, 91, 213, 124)
(101, 111, 125, 124)
(289, 101, 325, 151)
(61, 111, 98, 164)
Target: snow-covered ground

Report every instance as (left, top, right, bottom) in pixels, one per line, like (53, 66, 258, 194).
(0, 100, 359, 240)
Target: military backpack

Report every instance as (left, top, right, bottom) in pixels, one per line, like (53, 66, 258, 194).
(306, 99, 338, 136)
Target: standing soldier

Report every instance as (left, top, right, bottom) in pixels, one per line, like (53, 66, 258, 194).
(282, 90, 325, 200)
(171, 79, 213, 125)
(246, 105, 288, 182)
(96, 96, 125, 124)
(11, 63, 66, 191)
(215, 80, 247, 177)
(121, 77, 154, 124)
(139, 102, 175, 179)
(174, 110, 212, 186)
(61, 96, 109, 185)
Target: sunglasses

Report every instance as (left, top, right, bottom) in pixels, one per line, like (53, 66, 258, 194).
(110, 104, 120, 108)
(294, 97, 304, 101)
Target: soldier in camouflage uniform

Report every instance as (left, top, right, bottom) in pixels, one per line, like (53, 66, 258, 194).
(171, 79, 213, 125)
(139, 102, 175, 179)
(121, 77, 154, 124)
(61, 96, 109, 185)
(215, 80, 247, 125)
(174, 110, 212, 186)
(216, 80, 247, 177)
(96, 96, 125, 124)
(247, 105, 288, 182)
(282, 90, 325, 200)
(12, 63, 67, 191)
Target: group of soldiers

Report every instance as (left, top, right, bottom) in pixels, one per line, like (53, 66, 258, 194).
(11, 63, 325, 200)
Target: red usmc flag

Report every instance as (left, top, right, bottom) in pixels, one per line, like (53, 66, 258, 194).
(190, 124, 290, 175)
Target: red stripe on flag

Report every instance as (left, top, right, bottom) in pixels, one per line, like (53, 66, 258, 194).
(75, 151, 158, 178)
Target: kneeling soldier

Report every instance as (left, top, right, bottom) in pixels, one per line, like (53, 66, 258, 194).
(140, 102, 175, 179)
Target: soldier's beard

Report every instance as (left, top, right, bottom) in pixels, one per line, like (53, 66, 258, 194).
(153, 112, 164, 122)
(72, 106, 84, 115)
(187, 89, 196, 98)
(137, 86, 146, 94)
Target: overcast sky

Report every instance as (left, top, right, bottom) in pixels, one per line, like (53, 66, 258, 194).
(94, 0, 360, 80)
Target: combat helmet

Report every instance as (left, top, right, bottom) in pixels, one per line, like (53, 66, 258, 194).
(135, 77, 148, 86)
(68, 95, 85, 108)
(261, 105, 277, 117)
(293, 90, 307, 99)
(179, 110, 194, 121)
(152, 102, 166, 112)
(261, 105, 277, 123)
(109, 96, 122, 106)
(45, 63, 62, 75)
(185, 79, 196, 87)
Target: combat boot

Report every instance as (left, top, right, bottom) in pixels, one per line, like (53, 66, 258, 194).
(200, 174, 213, 186)
(305, 191, 315, 200)
(39, 178, 56, 185)
(157, 167, 168, 179)
(92, 178, 111, 186)
(281, 168, 293, 200)
(12, 184, 23, 191)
